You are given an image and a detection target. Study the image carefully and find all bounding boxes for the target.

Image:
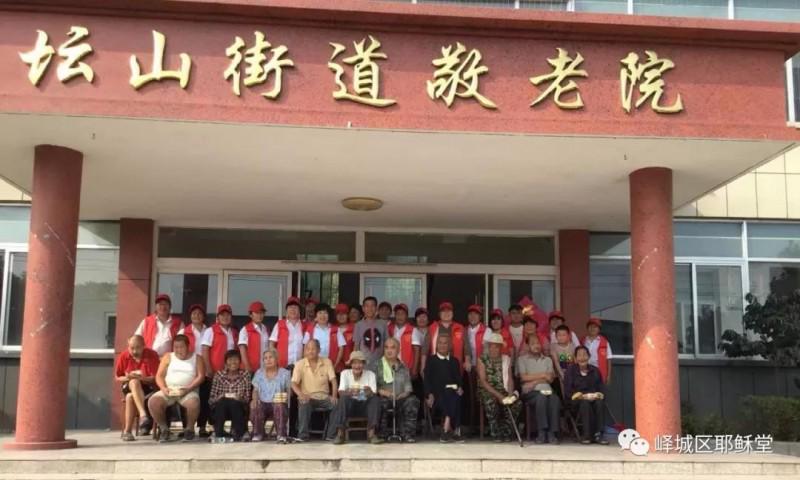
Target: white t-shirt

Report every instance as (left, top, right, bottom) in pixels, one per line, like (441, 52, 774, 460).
(467, 324, 482, 365)
(583, 336, 613, 368)
(238, 323, 270, 361)
(269, 319, 305, 365)
(509, 324, 525, 350)
(302, 324, 346, 359)
(338, 369, 377, 393)
(134, 316, 174, 356)
(200, 325, 235, 350)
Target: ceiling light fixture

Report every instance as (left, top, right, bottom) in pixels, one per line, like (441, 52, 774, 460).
(341, 197, 383, 211)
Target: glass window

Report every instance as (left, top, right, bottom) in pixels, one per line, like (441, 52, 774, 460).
(300, 272, 360, 308)
(225, 274, 289, 331)
(520, 0, 569, 10)
(675, 264, 694, 354)
(496, 278, 555, 313)
(0, 206, 119, 246)
(590, 260, 633, 355)
(696, 265, 743, 355)
(157, 273, 219, 325)
(5, 250, 119, 348)
(158, 228, 355, 261)
(674, 222, 742, 257)
(633, 0, 728, 18)
(590, 233, 630, 257)
(575, 0, 628, 13)
(749, 263, 800, 302)
(365, 233, 555, 265)
(747, 223, 800, 259)
(362, 276, 425, 314)
(734, 0, 800, 21)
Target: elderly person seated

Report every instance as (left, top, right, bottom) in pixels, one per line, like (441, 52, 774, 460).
(564, 345, 609, 445)
(250, 349, 291, 443)
(328, 351, 383, 444)
(147, 334, 205, 442)
(376, 337, 420, 443)
(115, 334, 160, 441)
(517, 333, 560, 444)
(423, 334, 463, 443)
(291, 339, 338, 442)
(209, 350, 251, 442)
(477, 333, 521, 443)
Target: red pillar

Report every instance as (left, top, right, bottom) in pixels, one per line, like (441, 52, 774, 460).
(629, 167, 681, 444)
(558, 230, 590, 336)
(109, 218, 155, 430)
(4, 145, 82, 450)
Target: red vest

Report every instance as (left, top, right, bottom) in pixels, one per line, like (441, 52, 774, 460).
(180, 324, 204, 354)
(208, 323, 237, 373)
(337, 323, 354, 372)
(581, 334, 610, 381)
(243, 322, 268, 373)
(141, 314, 182, 351)
(388, 322, 415, 370)
(275, 318, 304, 368)
(472, 323, 487, 360)
(429, 321, 465, 364)
(304, 323, 340, 365)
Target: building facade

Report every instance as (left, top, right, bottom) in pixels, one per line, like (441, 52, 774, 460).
(1, 0, 800, 448)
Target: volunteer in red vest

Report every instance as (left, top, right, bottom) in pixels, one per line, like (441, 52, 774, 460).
(178, 304, 207, 354)
(463, 304, 486, 373)
(413, 307, 430, 382)
(507, 303, 525, 359)
(428, 301, 465, 366)
(304, 297, 318, 324)
(387, 303, 419, 373)
(134, 293, 182, 356)
(115, 334, 160, 440)
(201, 304, 237, 377)
(178, 303, 211, 436)
(303, 303, 346, 369)
(269, 296, 305, 368)
(238, 301, 270, 373)
(487, 308, 514, 356)
(335, 303, 355, 373)
(582, 317, 613, 384)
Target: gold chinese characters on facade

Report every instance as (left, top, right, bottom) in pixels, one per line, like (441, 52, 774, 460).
(17, 28, 685, 115)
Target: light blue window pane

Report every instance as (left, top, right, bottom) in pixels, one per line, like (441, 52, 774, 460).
(70, 250, 119, 349)
(735, 0, 800, 22)
(590, 233, 631, 256)
(674, 222, 742, 257)
(747, 223, 800, 258)
(575, 0, 628, 13)
(363, 276, 424, 313)
(634, 0, 728, 18)
(0, 206, 119, 246)
(520, 0, 569, 10)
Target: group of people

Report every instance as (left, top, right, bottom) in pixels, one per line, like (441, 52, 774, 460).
(115, 293, 613, 445)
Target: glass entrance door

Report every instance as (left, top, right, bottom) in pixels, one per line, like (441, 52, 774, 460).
(494, 275, 556, 313)
(360, 274, 426, 313)
(223, 271, 292, 331)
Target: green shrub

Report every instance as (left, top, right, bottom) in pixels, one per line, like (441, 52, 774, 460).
(738, 396, 800, 442)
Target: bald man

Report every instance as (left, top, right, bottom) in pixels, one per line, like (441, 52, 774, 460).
(115, 335, 160, 440)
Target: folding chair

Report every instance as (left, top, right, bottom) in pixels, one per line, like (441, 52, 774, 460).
(152, 403, 186, 441)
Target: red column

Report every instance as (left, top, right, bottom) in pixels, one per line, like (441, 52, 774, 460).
(109, 218, 155, 430)
(558, 230, 590, 336)
(4, 145, 82, 450)
(629, 167, 680, 444)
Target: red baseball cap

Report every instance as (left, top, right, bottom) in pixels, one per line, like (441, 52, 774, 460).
(394, 303, 409, 313)
(548, 310, 565, 321)
(467, 304, 483, 314)
(587, 317, 602, 327)
(490, 308, 504, 319)
(154, 293, 172, 305)
(439, 301, 453, 312)
(335, 303, 349, 314)
(285, 296, 301, 308)
(249, 301, 266, 313)
(217, 304, 232, 315)
(188, 304, 205, 315)
(304, 297, 318, 305)
(414, 307, 428, 317)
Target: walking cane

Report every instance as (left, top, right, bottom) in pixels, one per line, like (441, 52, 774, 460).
(502, 395, 524, 448)
(387, 363, 402, 443)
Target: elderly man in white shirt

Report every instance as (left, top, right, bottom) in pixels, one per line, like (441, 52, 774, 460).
(328, 351, 383, 445)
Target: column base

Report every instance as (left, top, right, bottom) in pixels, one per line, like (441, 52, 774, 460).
(3, 438, 78, 450)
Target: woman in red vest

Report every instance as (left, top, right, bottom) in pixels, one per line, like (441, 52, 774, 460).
(269, 297, 305, 368)
(302, 303, 345, 369)
(581, 317, 613, 384)
(428, 301, 466, 366)
(334, 303, 354, 373)
(487, 309, 514, 356)
(388, 303, 417, 372)
(238, 301, 270, 373)
(134, 293, 182, 356)
(178, 304, 207, 354)
(200, 304, 238, 377)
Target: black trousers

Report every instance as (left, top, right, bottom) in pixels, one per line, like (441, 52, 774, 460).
(573, 398, 605, 440)
(434, 389, 461, 429)
(197, 381, 211, 430)
(213, 398, 247, 438)
(327, 395, 381, 436)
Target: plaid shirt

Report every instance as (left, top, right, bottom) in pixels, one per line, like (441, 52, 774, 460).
(209, 369, 251, 406)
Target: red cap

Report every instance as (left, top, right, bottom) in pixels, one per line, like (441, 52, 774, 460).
(188, 304, 205, 315)
(394, 303, 409, 313)
(217, 304, 232, 315)
(548, 310, 565, 321)
(154, 293, 172, 305)
(414, 307, 428, 317)
(249, 301, 266, 313)
(490, 308, 504, 319)
(467, 304, 483, 315)
(285, 296, 301, 308)
(335, 303, 349, 314)
(439, 301, 453, 312)
(304, 297, 318, 305)
(587, 317, 602, 327)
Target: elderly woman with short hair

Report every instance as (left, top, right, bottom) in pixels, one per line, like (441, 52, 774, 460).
(250, 349, 291, 443)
